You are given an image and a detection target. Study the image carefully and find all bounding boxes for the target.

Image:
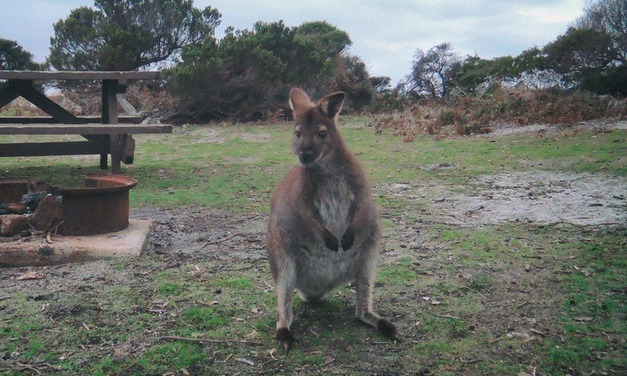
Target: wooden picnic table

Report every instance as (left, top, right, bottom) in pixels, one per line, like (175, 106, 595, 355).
(0, 70, 172, 173)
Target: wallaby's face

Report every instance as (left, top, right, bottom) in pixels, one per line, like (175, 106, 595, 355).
(292, 114, 335, 166)
(289, 88, 346, 167)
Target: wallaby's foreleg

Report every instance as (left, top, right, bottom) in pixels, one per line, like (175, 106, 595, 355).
(355, 258, 398, 341)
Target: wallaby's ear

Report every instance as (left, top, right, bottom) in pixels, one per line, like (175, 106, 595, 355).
(289, 87, 315, 116)
(318, 92, 346, 120)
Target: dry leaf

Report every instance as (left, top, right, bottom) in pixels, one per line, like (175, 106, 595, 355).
(113, 347, 130, 359)
(251, 307, 263, 315)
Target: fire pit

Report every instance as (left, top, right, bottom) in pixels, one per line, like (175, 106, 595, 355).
(60, 175, 137, 235)
(0, 174, 136, 236)
(0, 178, 29, 203)
(0, 174, 149, 268)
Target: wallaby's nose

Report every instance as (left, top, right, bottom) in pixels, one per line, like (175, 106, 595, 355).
(298, 150, 315, 165)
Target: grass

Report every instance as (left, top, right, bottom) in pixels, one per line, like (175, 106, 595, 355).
(0, 118, 625, 375)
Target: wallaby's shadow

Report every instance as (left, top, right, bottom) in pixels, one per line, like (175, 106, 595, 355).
(286, 292, 391, 348)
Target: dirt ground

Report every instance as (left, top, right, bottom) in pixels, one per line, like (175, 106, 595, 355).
(1, 122, 625, 375)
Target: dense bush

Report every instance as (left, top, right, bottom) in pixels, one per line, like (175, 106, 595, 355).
(369, 87, 627, 138)
(166, 21, 376, 123)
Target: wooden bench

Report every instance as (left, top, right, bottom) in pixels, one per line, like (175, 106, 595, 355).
(0, 115, 146, 124)
(0, 123, 172, 172)
(0, 70, 172, 173)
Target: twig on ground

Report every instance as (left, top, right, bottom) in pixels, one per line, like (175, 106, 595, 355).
(530, 328, 546, 337)
(320, 358, 335, 367)
(199, 233, 262, 250)
(156, 335, 264, 346)
(0, 362, 60, 375)
(236, 358, 255, 366)
(557, 218, 620, 231)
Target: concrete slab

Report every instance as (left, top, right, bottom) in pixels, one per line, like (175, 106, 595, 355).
(0, 219, 152, 267)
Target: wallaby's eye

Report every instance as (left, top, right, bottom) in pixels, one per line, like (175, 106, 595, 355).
(318, 130, 327, 139)
(294, 131, 301, 138)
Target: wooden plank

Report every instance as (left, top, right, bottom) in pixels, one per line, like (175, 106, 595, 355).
(0, 124, 172, 135)
(0, 141, 108, 157)
(0, 70, 161, 81)
(0, 81, 21, 108)
(0, 115, 146, 124)
(11, 80, 82, 123)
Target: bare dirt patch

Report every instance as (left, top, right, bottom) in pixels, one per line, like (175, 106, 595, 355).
(435, 171, 626, 227)
(485, 120, 627, 138)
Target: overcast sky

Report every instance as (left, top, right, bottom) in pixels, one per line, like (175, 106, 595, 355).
(0, 0, 586, 85)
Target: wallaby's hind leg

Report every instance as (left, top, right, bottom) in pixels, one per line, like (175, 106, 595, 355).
(355, 259, 398, 341)
(274, 262, 296, 352)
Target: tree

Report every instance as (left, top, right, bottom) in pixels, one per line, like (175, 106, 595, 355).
(331, 54, 374, 110)
(543, 27, 618, 87)
(575, 0, 626, 63)
(167, 21, 359, 122)
(0, 39, 40, 70)
(48, 0, 221, 71)
(369, 76, 391, 93)
(403, 42, 461, 98)
(295, 21, 351, 56)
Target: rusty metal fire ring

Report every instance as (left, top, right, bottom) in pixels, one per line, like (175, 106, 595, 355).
(59, 174, 137, 235)
(0, 178, 29, 203)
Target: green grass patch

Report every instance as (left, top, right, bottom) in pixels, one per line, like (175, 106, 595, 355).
(137, 342, 206, 373)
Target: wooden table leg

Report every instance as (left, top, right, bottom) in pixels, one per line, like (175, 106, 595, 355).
(109, 134, 121, 174)
(102, 79, 119, 172)
(100, 154, 108, 169)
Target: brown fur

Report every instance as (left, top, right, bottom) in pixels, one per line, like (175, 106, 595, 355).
(266, 88, 397, 352)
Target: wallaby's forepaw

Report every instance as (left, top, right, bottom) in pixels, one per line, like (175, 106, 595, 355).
(340, 227, 354, 251)
(322, 229, 339, 251)
(377, 318, 398, 341)
(276, 327, 294, 353)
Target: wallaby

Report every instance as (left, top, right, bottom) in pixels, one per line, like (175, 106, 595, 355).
(266, 87, 397, 352)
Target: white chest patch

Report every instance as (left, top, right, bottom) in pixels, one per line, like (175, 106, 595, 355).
(314, 179, 354, 238)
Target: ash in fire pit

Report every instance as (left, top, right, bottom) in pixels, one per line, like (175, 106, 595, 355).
(0, 179, 62, 236)
(0, 179, 58, 215)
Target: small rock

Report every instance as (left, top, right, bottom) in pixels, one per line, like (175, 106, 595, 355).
(29, 195, 62, 231)
(391, 183, 411, 192)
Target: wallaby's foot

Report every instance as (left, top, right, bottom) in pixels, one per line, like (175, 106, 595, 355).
(276, 327, 294, 353)
(377, 318, 398, 341)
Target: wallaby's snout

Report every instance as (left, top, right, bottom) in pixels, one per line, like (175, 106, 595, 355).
(266, 87, 398, 353)
(294, 131, 318, 166)
(297, 148, 315, 165)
